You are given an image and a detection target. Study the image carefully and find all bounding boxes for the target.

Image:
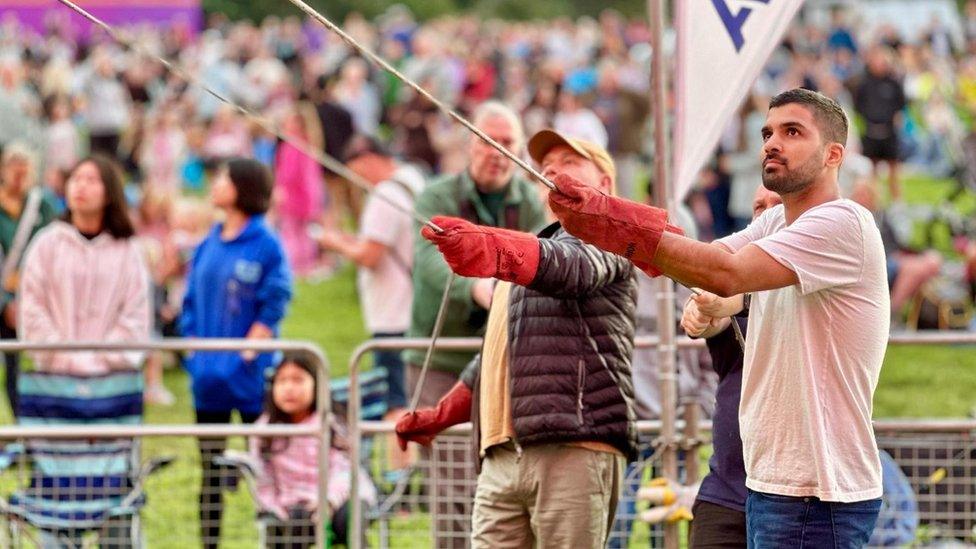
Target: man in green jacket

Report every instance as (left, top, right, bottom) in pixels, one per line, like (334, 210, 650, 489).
(0, 143, 58, 417)
(404, 100, 545, 546)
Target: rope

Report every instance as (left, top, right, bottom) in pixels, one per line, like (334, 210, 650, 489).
(53, 0, 443, 233)
(60, 0, 740, 409)
(283, 0, 557, 191)
(687, 287, 745, 352)
(54, 0, 461, 420)
(730, 317, 746, 351)
(408, 273, 457, 413)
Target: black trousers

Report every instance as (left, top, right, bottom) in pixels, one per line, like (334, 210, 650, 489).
(266, 503, 353, 549)
(689, 499, 747, 549)
(89, 133, 121, 159)
(1, 317, 19, 417)
(195, 408, 261, 549)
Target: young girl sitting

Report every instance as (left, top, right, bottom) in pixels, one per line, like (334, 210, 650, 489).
(250, 352, 377, 547)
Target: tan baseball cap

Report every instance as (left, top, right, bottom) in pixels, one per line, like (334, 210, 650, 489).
(527, 128, 616, 182)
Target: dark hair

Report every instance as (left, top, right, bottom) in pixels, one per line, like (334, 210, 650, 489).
(223, 157, 272, 216)
(768, 88, 849, 146)
(62, 155, 136, 239)
(342, 134, 390, 162)
(260, 351, 318, 458)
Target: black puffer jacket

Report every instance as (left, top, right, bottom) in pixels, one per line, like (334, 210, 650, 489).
(460, 223, 639, 462)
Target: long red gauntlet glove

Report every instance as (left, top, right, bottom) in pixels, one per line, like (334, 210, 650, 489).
(547, 173, 684, 276)
(421, 216, 541, 285)
(395, 381, 473, 450)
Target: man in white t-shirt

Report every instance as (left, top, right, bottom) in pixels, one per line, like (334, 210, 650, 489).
(318, 138, 425, 416)
(548, 88, 888, 547)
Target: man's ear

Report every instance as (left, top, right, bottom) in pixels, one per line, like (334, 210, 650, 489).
(600, 174, 614, 195)
(825, 142, 845, 169)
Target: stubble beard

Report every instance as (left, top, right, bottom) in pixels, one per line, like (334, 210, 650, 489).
(761, 152, 823, 196)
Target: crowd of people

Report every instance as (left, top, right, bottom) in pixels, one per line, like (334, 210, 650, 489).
(0, 5, 974, 336)
(0, 2, 973, 546)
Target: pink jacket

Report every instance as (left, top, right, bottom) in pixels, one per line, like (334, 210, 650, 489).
(274, 141, 324, 221)
(249, 414, 377, 519)
(19, 221, 151, 375)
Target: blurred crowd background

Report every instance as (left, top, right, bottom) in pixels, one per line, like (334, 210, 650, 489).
(0, 0, 975, 354)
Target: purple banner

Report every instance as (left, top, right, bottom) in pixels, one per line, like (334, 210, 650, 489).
(1, 0, 202, 40)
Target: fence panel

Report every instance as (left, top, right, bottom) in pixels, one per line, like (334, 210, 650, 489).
(349, 334, 976, 549)
(0, 339, 331, 549)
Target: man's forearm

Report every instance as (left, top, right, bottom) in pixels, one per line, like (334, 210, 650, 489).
(652, 232, 742, 297)
(651, 233, 797, 296)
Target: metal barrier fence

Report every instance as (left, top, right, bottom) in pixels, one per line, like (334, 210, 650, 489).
(348, 332, 976, 548)
(0, 339, 333, 549)
(353, 419, 976, 548)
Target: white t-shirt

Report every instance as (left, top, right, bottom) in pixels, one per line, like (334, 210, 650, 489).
(357, 179, 416, 334)
(717, 199, 889, 502)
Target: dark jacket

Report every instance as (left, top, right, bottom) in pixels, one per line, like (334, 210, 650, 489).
(460, 223, 639, 463)
(696, 316, 747, 512)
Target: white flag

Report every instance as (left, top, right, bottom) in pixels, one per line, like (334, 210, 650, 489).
(673, 0, 804, 201)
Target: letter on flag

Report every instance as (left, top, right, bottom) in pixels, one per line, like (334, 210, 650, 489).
(673, 0, 805, 202)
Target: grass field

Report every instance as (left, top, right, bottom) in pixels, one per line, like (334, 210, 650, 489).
(2, 172, 975, 547)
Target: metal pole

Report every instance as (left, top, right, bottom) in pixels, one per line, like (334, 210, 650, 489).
(649, 1, 679, 548)
(347, 344, 366, 549)
(314, 352, 332, 549)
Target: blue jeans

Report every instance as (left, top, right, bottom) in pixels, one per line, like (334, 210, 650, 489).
(372, 332, 407, 410)
(746, 490, 881, 548)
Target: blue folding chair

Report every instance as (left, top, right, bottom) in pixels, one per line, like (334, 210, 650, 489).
(0, 370, 171, 548)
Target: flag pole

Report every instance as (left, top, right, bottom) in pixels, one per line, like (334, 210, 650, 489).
(649, 1, 679, 548)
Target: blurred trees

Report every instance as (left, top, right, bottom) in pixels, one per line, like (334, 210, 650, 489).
(201, 0, 648, 23)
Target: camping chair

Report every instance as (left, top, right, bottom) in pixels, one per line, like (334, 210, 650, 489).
(330, 368, 420, 545)
(0, 370, 172, 548)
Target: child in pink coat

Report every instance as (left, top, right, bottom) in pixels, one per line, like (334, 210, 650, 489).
(250, 353, 376, 546)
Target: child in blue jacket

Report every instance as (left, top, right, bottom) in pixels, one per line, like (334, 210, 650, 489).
(180, 157, 293, 549)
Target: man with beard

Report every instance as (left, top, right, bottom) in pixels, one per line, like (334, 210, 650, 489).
(547, 88, 889, 547)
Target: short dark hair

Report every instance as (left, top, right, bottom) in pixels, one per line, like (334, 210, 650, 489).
(223, 157, 272, 216)
(62, 155, 136, 239)
(342, 134, 390, 163)
(768, 88, 849, 146)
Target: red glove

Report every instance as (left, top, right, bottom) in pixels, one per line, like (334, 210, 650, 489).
(548, 174, 684, 277)
(395, 381, 473, 450)
(421, 216, 540, 285)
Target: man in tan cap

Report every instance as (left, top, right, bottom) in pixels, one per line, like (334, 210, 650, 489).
(396, 129, 679, 547)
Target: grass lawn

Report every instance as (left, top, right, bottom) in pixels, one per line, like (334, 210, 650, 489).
(1, 173, 974, 546)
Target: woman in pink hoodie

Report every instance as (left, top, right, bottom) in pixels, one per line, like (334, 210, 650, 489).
(19, 155, 150, 376)
(273, 102, 326, 278)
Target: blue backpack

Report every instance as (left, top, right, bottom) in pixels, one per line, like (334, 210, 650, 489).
(869, 450, 919, 546)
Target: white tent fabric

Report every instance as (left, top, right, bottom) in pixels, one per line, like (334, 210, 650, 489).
(673, 0, 805, 202)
